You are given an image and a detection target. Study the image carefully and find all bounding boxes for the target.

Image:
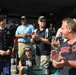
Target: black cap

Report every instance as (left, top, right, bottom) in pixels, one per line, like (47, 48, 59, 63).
(21, 16, 27, 20)
(0, 15, 7, 21)
(38, 16, 45, 20)
(24, 46, 31, 51)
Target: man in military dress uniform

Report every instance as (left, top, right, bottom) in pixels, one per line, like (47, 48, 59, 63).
(0, 15, 12, 75)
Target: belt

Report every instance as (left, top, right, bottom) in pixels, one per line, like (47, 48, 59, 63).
(18, 42, 31, 44)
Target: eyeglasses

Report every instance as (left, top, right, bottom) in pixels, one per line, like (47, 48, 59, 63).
(68, 44, 72, 55)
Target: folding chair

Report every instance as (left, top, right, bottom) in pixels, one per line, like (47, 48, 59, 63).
(28, 65, 48, 75)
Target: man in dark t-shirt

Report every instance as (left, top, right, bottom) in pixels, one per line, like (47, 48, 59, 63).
(18, 46, 36, 75)
(51, 17, 76, 75)
(31, 16, 52, 69)
(58, 41, 76, 75)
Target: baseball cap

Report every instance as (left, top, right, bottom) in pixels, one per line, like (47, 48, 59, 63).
(38, 16, 45, 20)
(24, 46, 31, 51)
(21, 16, 27, 20)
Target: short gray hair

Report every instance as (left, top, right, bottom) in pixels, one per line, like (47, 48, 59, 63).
(62, 17, 76, 32)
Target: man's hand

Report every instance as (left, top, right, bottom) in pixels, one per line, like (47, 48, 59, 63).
(35, 34, 40, 40)
(51, 50, 66, 68)
(51, 39, 60, 47)
(0, 50, 5, 56)
(21, 33, 27, 38)
(51, 50, 66, 61)
(0, 50, 10, 56)
(6, 50, 10, 55)
(52, 58, 66, 68)
(31, 33, 40, 40)
(51, 50, 60, 61)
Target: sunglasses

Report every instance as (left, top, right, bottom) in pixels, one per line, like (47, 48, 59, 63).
(40, 20, 46, 22)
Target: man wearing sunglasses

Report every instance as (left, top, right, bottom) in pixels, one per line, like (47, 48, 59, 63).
(31, 16, 52, 74)
(15, 16, 34, 59)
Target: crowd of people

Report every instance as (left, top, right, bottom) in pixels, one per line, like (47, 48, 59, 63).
(0, 14, 76, 75)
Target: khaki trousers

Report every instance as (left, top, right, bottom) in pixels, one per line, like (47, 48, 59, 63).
(18, 42, 32, 58)
(36, 55, 50, 68)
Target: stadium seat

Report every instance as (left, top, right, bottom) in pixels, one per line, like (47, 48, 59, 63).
(27, 65, 48, 75)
